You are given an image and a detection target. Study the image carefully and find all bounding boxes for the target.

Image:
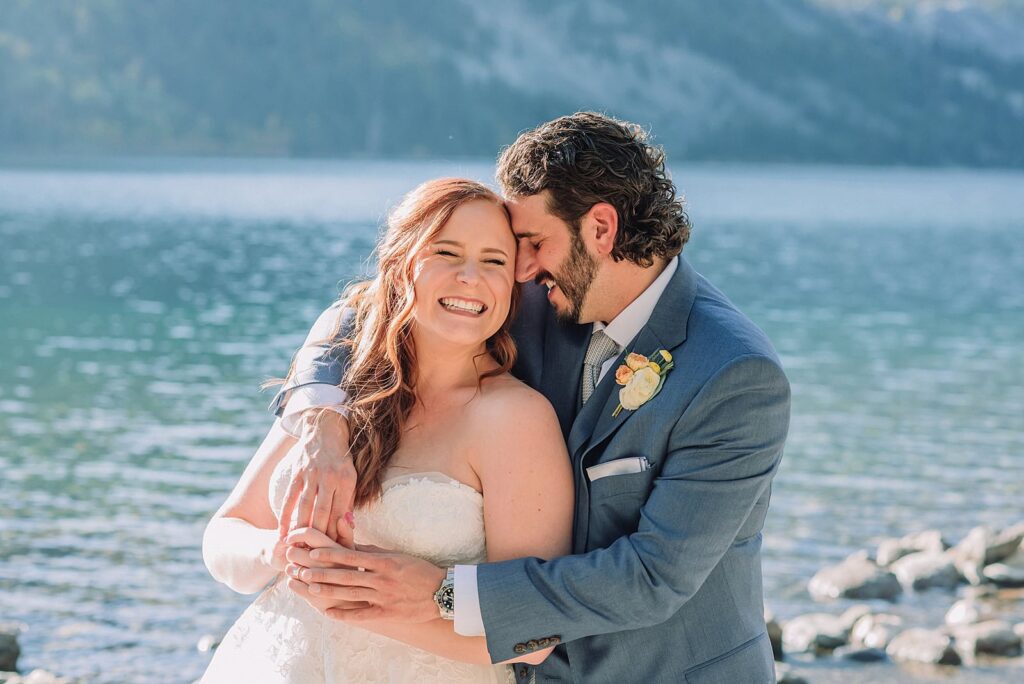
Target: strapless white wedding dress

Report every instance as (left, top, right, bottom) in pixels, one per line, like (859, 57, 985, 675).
(200, 450, 512, 683)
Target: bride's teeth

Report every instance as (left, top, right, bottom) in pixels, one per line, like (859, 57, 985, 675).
(441, 298, 484, 314)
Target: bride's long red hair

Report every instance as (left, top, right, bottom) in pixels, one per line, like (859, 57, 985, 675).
(334, 178, 519, 507)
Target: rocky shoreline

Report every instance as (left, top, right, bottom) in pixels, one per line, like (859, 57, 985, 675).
(0, 624, 82, 684)
(768, 523, 1024, 683)
(5, 523, 1023, 683)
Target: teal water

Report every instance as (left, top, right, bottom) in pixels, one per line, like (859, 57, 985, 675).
(1, 160, 1023, 682)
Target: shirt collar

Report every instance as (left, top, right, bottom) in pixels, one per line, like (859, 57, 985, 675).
(593, 256, 679, 349)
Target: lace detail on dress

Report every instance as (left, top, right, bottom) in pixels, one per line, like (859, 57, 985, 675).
(201, 446, 513, 683)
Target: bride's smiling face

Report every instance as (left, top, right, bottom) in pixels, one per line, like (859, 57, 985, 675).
(410, 199, 516, 349)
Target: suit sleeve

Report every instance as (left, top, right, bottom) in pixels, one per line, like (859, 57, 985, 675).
(267, 302, 353, 417)
(476, 353, 791, 661)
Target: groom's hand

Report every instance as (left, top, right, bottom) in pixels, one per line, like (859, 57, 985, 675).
(277, 409, 357, 547)
(284, 530, 445, 624)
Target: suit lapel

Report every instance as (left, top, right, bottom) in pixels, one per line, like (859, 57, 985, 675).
(569, 257, 700, 461)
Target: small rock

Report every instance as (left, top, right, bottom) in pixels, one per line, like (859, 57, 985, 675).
(945, 599, 993, 627)
(850, 613, 903, 649)
(986, 522, 1024, 564)
(981, 549, 1024, 587)
(0, 627, 19, 672)
(196, 633, 222, 653)
(834, 645, 888, 662)
(876, 529, 948, 566)
(890, 551, 961, 591)
(948, 526, 991, 585)
(783, 613, 848, 653)
(954, 620, 1023, 658)
(774, 663, 809, 684)
(765, 609, 783, 661)
(0, 671, 81, 684)
(961, 584, 999, 600)
(838, 604, 872, 634)
(886, 628, 961, 666)
(808, 551, 902, 602)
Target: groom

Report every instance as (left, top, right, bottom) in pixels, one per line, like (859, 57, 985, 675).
(274, 112, 789, 683)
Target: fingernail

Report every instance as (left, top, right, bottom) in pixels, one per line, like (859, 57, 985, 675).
(344, 512, 355, 528)
(310, 549, 321, 560)
(309, 584, 321, 594)
(287, 565, 298, 577)
(300, 569, 312, 581)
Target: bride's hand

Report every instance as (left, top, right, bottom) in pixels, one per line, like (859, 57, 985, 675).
(277, 409, 358, 547)
(262, 536, 291, 573)
(283, 527, 357, 613)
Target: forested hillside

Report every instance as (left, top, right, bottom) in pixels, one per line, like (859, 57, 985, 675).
(1, 0, 1022, 165)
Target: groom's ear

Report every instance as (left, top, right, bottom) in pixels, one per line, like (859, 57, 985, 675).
(585, 202, 618, 257)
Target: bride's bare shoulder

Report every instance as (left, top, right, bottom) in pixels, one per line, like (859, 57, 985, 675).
(467, 374, 561, 437)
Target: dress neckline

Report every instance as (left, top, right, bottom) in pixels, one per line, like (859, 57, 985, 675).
(380, 470, 482, 497)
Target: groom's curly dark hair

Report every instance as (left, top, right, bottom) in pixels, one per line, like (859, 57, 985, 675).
(497, 111, 691, 267)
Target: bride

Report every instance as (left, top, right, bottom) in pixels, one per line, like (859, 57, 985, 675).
(199, 178, 573, 682)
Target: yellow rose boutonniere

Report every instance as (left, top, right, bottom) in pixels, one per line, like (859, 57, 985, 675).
(612, 349, 675, 417)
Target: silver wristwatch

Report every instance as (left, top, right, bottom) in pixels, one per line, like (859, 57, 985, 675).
(433, 567, 455, 620)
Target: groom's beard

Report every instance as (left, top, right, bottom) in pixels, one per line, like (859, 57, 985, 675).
(538, 230, 597, 325)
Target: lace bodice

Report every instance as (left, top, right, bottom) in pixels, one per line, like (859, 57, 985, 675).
(268, 447, 489, 567)
(201, 446, 509, 683)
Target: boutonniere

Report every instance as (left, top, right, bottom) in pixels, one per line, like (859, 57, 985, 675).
(612, 350, 674, 417)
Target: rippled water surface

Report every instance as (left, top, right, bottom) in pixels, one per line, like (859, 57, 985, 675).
(1, 159, 1023, 682)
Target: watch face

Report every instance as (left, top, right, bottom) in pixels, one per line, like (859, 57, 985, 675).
(438, 586, 455, 612)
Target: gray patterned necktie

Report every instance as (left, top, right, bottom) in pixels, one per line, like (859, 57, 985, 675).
(581, 329, 619, 404)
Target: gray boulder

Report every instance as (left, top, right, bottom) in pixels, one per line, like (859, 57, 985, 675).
(948, 526, 991, 585)
(0, 626, 19, 672)
(783, 613, 848, 653)
(850, 613, 903, 650)
(834, 645, 888, 662)
(890, 551, 961, 591)
(886, 628, 961, 666)
(981, 549, 1024, 587)
(944, 599, 993, 627)
(765, 608, 783, 661)
(808, 551, 902, 602)
(954, 620, 1023, 658)
(986, 522, 1024, 564)
(876, 529, 948, 567)
(774, 663, 809, 684)
(196, 634, 222, 653)
(837, 604, 872, 634)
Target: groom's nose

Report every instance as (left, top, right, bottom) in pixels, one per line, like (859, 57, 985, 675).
(515, 239, 538, 283)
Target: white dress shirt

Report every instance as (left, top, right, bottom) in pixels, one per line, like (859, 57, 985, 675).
(281, 257, 680, 636)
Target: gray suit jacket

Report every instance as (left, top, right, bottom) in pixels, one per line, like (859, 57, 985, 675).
(271, 257, 789, 684)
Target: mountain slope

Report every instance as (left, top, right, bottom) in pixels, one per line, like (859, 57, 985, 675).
(0, 0, 1021, 165)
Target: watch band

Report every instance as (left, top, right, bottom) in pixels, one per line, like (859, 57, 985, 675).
(433, 567, 456, 620)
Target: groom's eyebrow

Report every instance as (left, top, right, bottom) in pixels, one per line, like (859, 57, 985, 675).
(513, 230, 537, 239)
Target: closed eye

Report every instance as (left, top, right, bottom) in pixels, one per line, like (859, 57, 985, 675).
(436, 249, 459, 257)
(485, 258, 506, 266)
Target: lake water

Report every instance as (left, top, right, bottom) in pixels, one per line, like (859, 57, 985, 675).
(1, 159, 1023, 683)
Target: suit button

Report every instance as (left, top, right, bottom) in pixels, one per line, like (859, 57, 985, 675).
(526, 639, 539, 651)
(518, 666, 528, 678)
(514, 644, 526, 654)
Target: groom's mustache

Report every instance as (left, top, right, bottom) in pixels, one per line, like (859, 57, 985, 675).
(535, 271, 557, 288)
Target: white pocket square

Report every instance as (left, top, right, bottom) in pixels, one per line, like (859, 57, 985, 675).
(587, 456, 651, 482)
